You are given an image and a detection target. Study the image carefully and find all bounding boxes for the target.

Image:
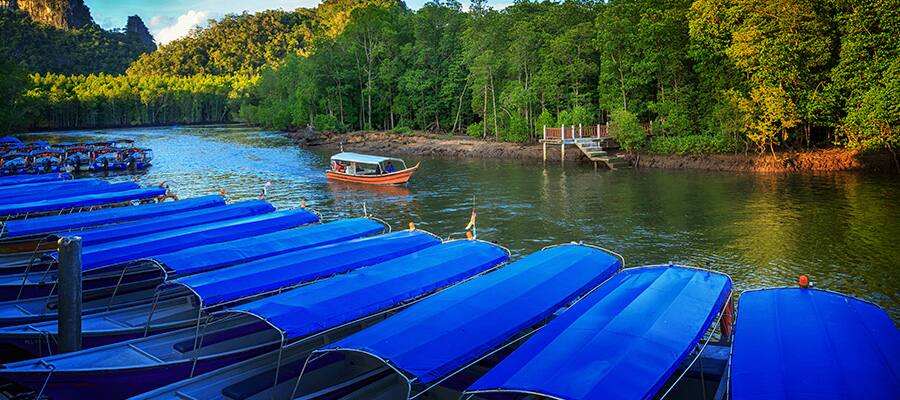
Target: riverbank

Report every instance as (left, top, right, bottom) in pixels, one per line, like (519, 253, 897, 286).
(290, 130, 898, 173)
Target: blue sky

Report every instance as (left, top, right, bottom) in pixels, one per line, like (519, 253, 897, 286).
(85, 1, 510, 44)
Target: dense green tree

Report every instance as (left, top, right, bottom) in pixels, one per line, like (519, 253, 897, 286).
(0, 9, 155, 75)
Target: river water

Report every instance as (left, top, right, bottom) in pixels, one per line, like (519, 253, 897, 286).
(23, 125, 900, 321)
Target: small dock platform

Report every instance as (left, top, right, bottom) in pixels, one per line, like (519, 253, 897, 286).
(541, 124, 631, 170)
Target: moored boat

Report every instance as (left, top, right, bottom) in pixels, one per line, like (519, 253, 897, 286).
(131, 239, 510, 400)
(0, 207, 318, 300)
(0, 232, 451, 398)
(730, 287, 900, 400)
(291, 244, 623, 399)
(119, 147, 153, 170)
(28, 150, 63, 174)
(64, 145, 93, 172)
(0, 152, 29, 176)
(90, 147, 121, 171)
(464, 265, 734, 400)
(326, 152, 419, 185)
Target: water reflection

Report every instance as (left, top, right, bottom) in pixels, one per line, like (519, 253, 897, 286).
(22, 125, 900, 322)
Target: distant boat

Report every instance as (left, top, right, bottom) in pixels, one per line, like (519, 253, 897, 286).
(326, 152, 419, 185)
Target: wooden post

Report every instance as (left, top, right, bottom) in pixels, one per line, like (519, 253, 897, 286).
(560, 124, 565, 166)
(542, 125, 547, 162)
(58, 236, 82, 353)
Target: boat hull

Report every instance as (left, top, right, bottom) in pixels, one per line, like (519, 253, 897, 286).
(0, 346, 275, 399)
(326, 163, 419, 185)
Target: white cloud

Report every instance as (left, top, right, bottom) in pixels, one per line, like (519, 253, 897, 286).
(154, 10, 209, 45)
(148, 15, 175, 30)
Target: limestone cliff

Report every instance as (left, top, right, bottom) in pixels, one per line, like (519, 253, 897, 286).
(126, 15, 156, 49)
(2, 0, 94, 30)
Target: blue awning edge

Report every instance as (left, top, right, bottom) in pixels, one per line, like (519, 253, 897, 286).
(223, 239, 510, 340)
(308, 244, 623, 390)
(731, 288, 900, 400)
(465, 265, 733, 400)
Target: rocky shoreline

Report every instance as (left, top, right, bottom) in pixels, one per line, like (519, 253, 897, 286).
(289, 130, 898, 173)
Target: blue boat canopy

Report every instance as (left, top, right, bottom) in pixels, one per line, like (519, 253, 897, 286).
(228, 240, 509, 340)
(0, 174, 71, 187)
(731, 288, 900, 400)
(0, 179, 109, 200)
(51, 208, 318, 271)
(0, 186, 166, 217)
(2, 195, 225, 238)
(154, 218, 386, 276)
(315, 244, 622, 385)
(466, 266, 733, 400)
(0, 137, 20, 144)
(0, 181, 138, 206)
(167, 230, 441, 307)
(67, 200, 272, 246)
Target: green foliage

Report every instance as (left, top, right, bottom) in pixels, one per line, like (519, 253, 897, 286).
(535, 110, 555, 136)
(647, 134, 737, 155)
(609, 109, 646, 151)
(0, 10, 155, 75)
(467, 122, 484, 138)
(0, 60, 32, 132)
(2, 0, 897, 154)
(390, 126, 412, 134)
(502, 115, 529, 143)
(314, 114, 339, 132)
(23, 73, 251, 130)
(128, 10, 317, 77)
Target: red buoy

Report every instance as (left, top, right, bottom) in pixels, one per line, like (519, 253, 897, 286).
(799, 275, 810, 288)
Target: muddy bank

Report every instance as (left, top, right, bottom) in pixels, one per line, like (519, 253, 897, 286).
(626, 149, 898, 173)
(295, 130, 584, 162)
(289, 130, 897, 173)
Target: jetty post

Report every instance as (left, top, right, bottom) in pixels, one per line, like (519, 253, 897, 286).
(542, 125, 547, 162)
(560, 124, 566, 166)
(58, 236, 83, 353)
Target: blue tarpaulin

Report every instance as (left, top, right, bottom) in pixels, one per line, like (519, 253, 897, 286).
(2, 195, 225, 238)
(155, 218, 386, 276)
(68, 200, 273, 245)
(731, 288, 900, 400)
(0, 174, 72, 187)
(231, 240, 509, 339)
(0, 181, 138, 206)
(51, 208, 318, 271)
(0, 179, 109, 201)
(466, 266, 733, 400)
(0, 186, 167, 217)
(0, 137, 20, 144)
(170, 230, 441, 307)
(316, 244, 622, 385)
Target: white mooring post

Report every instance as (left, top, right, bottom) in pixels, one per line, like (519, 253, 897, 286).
(597, 124, 601, 138)
(542, 125, 547, 162)
(560, 124, 566, 166)
(579, 124, 582, 139)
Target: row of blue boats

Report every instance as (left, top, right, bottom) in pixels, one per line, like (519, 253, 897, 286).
(0, 137, 152, 175)
(0, 173, 895, 399)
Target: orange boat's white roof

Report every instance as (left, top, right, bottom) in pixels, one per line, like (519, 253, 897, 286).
(330, 152, 404, 165)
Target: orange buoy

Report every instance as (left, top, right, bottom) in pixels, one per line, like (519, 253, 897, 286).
(799, 275, 810, 288)
(409, 222, 415, 231)
(466, 231, 474, 240)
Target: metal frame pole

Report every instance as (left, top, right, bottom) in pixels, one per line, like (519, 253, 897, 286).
(57, 236, 82, 353)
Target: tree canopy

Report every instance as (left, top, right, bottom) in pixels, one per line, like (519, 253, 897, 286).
(2, 0, 898, 155)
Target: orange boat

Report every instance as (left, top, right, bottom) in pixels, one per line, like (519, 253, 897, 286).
(326, 152, 419, 185)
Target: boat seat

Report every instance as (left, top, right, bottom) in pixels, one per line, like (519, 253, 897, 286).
(221, 359, 305, 400)
(221, 353, 344, 400)
(172, 321, 271, 353)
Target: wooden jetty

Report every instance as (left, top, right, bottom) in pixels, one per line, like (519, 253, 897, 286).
(541, 124, 631, 170)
